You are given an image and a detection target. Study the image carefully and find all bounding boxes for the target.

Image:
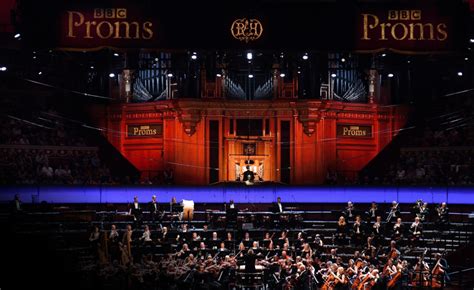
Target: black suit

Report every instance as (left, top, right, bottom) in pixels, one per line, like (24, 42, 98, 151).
(273, 202, 284, 213)
(243, 253, 258, 272)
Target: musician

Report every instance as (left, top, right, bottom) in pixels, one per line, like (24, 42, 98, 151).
(148, 194, 160, 222)
(241, 249, 260, 272)
(333, 266, 347, 290)
(386, 201, 400, 224)
(120, 224, 134, 265)
(277, 230, 289, 249)
(128, 196, 142, 225)
(295, 264, 312, 290)
(352, 215, 366, 248)
(301, 243, 313, 260)
(366, 201, 381, 222)
(391, 218, 404, 244)
(89, 225, 101, 253)
(11, 194, 23, 213)
(383, 258, 398, 285)
(412, 199, 424, 218)
(335, 216, 348, 245)
(385, 240, 400, 263)
(409, 217, 423, 247)
(108, 224, 120, 261)
(417, 202, 430, 222)
(273, 196, 284, 213)
(157, 226, 169, 244)
(342, 201, 356, 221)
(372, 216, 385, 246)
(432, 252, 449, 287)
(436, 202, 449, 231)
(139, 225, 153, 244)
(242, 165, 255, 183)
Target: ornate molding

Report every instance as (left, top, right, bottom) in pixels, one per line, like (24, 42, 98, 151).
(297, 108, 321, 136)
(178, 109, 201, 136)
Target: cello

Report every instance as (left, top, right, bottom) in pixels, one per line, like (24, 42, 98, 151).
(431, 253, 446, 288)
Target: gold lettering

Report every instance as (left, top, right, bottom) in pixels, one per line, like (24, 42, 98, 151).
(362, 14, 379, 40)
(380, 22, 390, 40)
(84, 21, 96, 39)
(391, 23, 408, 40)
(409, 23, 434, 40)
(67, 11, 84, 38)
(388, 10, 398, 20)
(114, 21, 140, 39)
(116, 8, 127, 19)
(96, 21, 114, 39)
(411, 10, 421, 20)
(133, 128, 139, 135)
(142, 22, 153, 39)
(436, 23, 448, 41)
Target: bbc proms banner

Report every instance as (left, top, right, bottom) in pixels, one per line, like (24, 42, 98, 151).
(21, 0, 468, 53)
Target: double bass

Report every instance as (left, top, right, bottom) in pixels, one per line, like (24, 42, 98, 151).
(412, 248, 430, 287)
(431, 253, 446, 288)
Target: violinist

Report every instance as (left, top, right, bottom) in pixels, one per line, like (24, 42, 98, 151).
(382, 259, 398, 286)
(409, 217, 423, 248)
(385, 240, 400, 262)
(333, 266, 348, 290)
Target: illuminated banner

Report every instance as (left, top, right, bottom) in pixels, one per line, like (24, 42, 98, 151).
(127, 124, 163, 137)
(337, 125, 372, 138)
(58, 7, 160, 50)
(355, 6, 456, 52)
(21, 1, 467, 52)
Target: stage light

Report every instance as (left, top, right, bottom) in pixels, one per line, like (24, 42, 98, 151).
(109, 73, 115, 78)
(465, 57, 469, 61)
(280, 53, 284, 58)
(407, 60, 411, 64)
(0, 67, 7, 71)
(331, 73, 337, 78)
(280, 73, 286, 77)
(38, 71, 42, 75)
(341, 58, 346, 63)
(246, 52, 253, 60)
(90, 66, 94, 69)
(302, 53, 308, 60)
(381, 53, 386, 57)
(457, 72, 463, 76)
(167, 73, 173, 77)
(14, 33, 20, 39)
(113, 53, 119, 57)
(388, 73, 394, 78)
(32, 56, 36, 59)
(248, 74, 254, 78)
(470, 39, 474, 43)
(297, 71, 301, 74)
(191, 54, 197, 60)
(216, 73, 222, 77)
(154, 57, 159, 61)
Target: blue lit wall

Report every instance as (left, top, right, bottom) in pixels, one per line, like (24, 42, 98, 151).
(1, 186, 473, 204)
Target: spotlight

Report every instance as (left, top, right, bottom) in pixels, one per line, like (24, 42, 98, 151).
(388, 73, 394, 78)
(470, 39, 474, 43)
(90, 66, 94, 69)
(297, 71, 301, 74)
(341, 58, 346, 63)
(302, 53, 309, 60)
(465, 57, 469, 61)
(191, 54, 197, 60)
(167, 73, 173, 77)
(216, 73, 222, 77)
(457, 72, 463, 76)
(109, 73, 115, 78)
(32, 56, 36, 59)
(248, 74, 254, 78)
(331, 73, 337, 78)
(0, 67, 7, 71)
(381, 53, 386, 57)
(14, 33, 21, 39)
(113, 53, 119, 57)
(38, 71, 42, 75)
(154, 57, 159, 61)
(280, 73, 286, 77)
(280, 53, 284, 58)
(407, 60, 411, 64)
(246, 52, 253, 60)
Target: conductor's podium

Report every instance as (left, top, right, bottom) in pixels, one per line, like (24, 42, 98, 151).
(235, 265, 265, 290)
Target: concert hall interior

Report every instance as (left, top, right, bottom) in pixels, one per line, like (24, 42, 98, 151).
(0, 0, 474, 289)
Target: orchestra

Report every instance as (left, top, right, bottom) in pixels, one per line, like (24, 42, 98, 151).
(85, 195, 453, 289)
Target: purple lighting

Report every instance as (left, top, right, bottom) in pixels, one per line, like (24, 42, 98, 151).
(0, 186, 473, 204)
